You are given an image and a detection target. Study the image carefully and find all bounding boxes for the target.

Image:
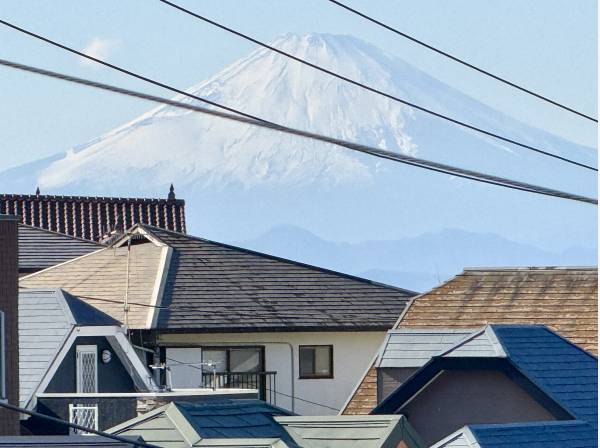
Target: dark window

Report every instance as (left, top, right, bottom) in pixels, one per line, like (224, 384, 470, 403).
(299, 345, 333, 379)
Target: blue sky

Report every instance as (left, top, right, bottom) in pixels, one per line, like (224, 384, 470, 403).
(0, 0, 597, 170)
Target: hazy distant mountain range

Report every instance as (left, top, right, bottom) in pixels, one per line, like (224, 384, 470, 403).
(1, 33, 596, 270)
(235, 225, 596, 292)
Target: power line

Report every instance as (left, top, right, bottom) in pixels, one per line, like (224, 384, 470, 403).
(163, 356, 340, 412)
(325, 0, 598, 123)
(0, 58, 596, 206)
(0, 18, 271, 126)
(0, 401, 158, 448)
(155, 0, 597, 172)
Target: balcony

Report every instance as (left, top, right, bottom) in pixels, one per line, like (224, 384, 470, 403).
(200, 371, 277, 404)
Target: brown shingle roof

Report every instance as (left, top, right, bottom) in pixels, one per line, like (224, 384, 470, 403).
(342, 266, 598, 415)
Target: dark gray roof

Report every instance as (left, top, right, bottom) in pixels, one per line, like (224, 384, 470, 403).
(141, 226, 416, 331)
(18, 223, 102, 272)
(0, 435, 143, 447)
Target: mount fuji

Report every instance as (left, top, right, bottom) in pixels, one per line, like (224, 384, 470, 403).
(1, 33, 596, 267)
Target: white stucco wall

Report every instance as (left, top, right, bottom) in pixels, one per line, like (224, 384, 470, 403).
(158, 331, 386, 415)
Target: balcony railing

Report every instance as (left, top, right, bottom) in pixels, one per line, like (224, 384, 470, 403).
(201, 371, 277, 404)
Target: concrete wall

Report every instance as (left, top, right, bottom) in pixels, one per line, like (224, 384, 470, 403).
(0, 215, 19, 435)
(401, 369, 557, 446)
(158, 331, 387, 415)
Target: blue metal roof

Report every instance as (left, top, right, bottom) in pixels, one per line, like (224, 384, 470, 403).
(491, 325, 597, 426)
(175, 400, 297, 445)
(469, 420, 597, 448)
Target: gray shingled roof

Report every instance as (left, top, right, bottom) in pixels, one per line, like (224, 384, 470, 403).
(376, 329, 474, 368)
(18, 223, 103, 272)
(140, 226, 416, 331)
(19, 288, 119, 408)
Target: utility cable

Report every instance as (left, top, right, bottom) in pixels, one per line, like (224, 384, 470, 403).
(155, 0, 597, 171)
(163, 356, 340, 412)
(0, 18, 270, 125)
(325, 0, 597, 123)
(0, 401, 159, 448)
(0, 58, 596, 205)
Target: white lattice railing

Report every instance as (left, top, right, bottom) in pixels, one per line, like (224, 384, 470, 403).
(69, 404, 98, 435)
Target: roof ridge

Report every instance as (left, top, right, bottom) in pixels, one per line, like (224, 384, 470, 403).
(463, 266, 597, 271)
(493, 324, 598, 360)
(2, 192, 185, 204)
(138, 224, 417, 296)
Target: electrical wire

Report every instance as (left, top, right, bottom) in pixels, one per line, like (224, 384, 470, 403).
(0, 401, 159, 448)
(325, 0, 598, 123)
(163, 356, 340, 412)
(155, 0, 597, 171)
(0, 18, 271, 125)
(0, 57, 596, 206)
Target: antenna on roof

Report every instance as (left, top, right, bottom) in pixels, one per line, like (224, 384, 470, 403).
(167, 183, 176, 201)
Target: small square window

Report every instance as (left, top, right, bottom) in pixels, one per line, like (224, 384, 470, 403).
(299, 345, 333, 379)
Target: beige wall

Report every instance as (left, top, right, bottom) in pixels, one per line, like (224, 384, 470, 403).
(159, 331, 386, 415)
(401, 369, 557, 446)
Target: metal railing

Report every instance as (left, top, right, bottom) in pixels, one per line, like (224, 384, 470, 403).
(68, 403, 98, 435)
(201, 371, 277, 404)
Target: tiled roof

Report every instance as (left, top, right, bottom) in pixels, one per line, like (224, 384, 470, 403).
(143, 226, 416, 331)
(178, 400, 294, 441)
(468, 421, 596, 448)
(343, 267, 598, 415)
(432, 421, 597, 448)
(110, 400, 421, 448)
(372, 324, 597, 423)
(492, 325, 597, 425)
(1, 189, 186, 242)
(18, 223, 103, 272)
(400, 267, 598, 353)
(274, 415, 422, 448)
(376, 329, 474, 368)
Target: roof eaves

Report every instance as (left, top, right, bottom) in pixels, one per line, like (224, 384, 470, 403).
(107, 403, 172, 434)
(169, 402, 203, 446)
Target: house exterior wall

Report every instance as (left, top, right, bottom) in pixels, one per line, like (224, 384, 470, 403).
(401, 369, 557, 446)
(28, 396, 138, 435)
(46, 336, 136, 394)
(158, 331, 387, 415)
(0, 215, 19, 435)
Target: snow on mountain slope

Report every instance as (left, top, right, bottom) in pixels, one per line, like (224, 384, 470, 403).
(1, 33, 596, 250)
(34, 33, 595, 192)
